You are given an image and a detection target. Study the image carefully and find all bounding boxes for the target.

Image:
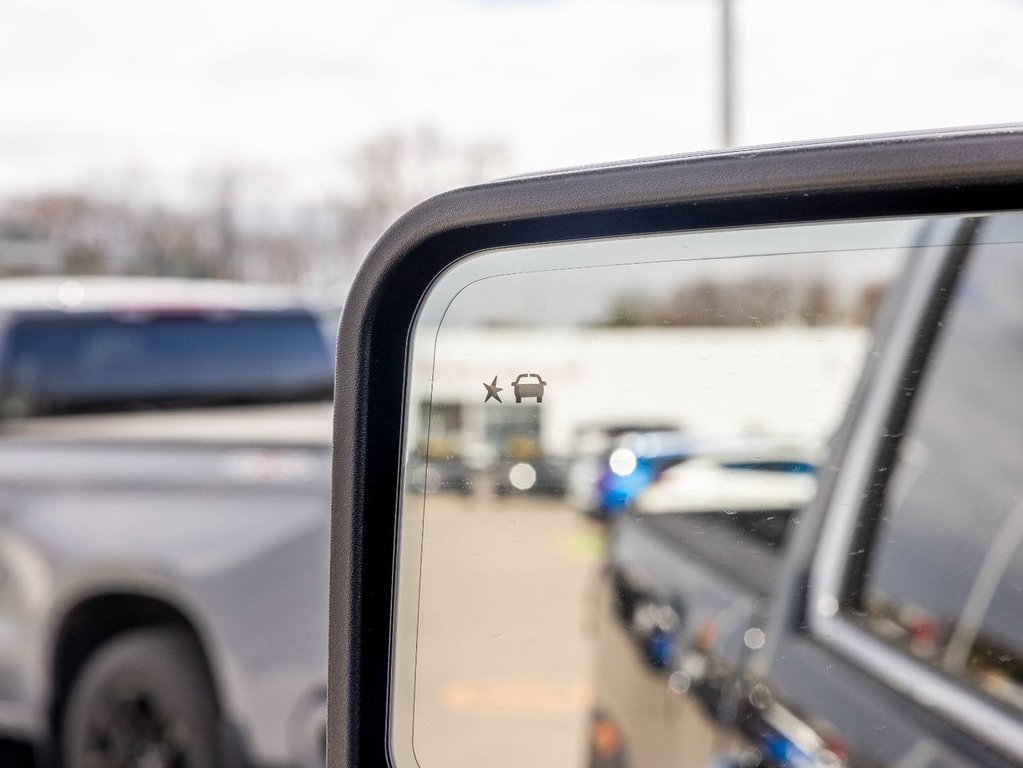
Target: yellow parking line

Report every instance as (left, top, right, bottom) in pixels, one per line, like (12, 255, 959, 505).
(442, 677, 593, 720)
(554, 529, 606, 561)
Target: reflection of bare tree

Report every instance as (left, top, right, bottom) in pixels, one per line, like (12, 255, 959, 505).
(801, 279, 835, 327)
(851, 281, 888, 326)
(602, 277, 887, 327)
(605, 277, 794, 327)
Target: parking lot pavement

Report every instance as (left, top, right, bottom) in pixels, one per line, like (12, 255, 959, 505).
(0, 493, 599, 768)
(412, 492, 605, 768)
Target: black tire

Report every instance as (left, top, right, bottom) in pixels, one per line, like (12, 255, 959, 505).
(62, 629, 222, 768)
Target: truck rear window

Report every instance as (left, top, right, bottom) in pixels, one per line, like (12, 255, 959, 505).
(0, 312, 334, 416)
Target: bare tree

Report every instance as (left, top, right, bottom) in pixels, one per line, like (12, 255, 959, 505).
(3, 193, 113, 275)
(0, 128, 511, 288)
(134, 206, 212, 278)
(6, 194, 91, 242)
(333, 126, 511, 280)
(212, 171, 240, 279)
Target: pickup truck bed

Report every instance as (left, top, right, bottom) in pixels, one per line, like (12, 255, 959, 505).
(0, 403, 333, 767)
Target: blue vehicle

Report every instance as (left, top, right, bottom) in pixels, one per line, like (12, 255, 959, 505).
(572, 431, 817, 519)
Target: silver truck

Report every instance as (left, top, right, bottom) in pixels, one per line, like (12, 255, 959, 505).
(0, 278, 335, 768)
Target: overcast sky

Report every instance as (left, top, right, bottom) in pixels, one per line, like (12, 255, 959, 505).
(3, 0, 1023, 206)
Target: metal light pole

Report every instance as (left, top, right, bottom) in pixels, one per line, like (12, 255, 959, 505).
(720, 0, 735, 147)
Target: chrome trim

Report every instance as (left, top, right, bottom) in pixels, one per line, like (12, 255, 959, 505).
(809, 224, 1023, 762)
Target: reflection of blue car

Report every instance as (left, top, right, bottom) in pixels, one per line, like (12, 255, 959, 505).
(582, 432, 817, 519)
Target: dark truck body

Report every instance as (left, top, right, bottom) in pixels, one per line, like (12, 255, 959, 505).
(595, 511, 787, 768)
(590, 214, 1023, 768)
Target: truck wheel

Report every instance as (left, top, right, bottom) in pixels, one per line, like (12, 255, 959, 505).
(62, 628, 222, 768)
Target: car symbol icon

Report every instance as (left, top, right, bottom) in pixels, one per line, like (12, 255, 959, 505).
(511, 373, 546, 403)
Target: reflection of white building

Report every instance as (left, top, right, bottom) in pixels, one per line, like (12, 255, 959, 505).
(415, 327, 868, 460)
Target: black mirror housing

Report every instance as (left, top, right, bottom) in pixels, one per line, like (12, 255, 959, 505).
(327, 126, 1023, 768)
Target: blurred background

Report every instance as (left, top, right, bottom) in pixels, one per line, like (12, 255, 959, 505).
(3, 0, 1023, 291)
(1, 2, 1022, 767)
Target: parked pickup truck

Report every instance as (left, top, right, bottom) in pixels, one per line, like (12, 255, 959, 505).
(0, 278, 334, 768)
(588, 214, 1023, 768)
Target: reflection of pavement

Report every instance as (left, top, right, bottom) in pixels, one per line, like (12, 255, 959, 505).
(442, 677, 591, 720)
(412, 494, 603, 768)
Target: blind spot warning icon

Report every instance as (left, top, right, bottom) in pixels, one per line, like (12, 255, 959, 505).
(511, 373, 546, 403)
(483, 376, 503, 403)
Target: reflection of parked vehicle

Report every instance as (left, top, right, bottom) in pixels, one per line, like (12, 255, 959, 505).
(407, 455, 475, 495)
(0, 278, 333, 767)
(634, 458, 818, 546)
(637, 458, 817, 516)
(571, 431, 694, 517)
(574, 431, 817, 519)
(589, 215, 1023, 768)
(0, 278, 333, 417)
(511, 373, 546, 403)
(492, 456, 569, 497)
(566, 424, 677, 514)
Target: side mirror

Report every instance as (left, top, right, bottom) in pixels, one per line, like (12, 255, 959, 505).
(329, 128, 1023, 768)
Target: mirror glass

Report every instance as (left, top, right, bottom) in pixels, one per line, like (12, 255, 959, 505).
(394, 214, 1023, 768)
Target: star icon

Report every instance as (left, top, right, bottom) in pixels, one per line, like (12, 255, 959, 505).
(483, 376, 503, 404)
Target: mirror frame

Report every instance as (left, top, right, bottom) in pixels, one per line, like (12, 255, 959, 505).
(327, 127, 1023, 768)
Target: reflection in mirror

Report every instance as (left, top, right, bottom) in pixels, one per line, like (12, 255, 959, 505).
(395, 215, 1023, 768)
